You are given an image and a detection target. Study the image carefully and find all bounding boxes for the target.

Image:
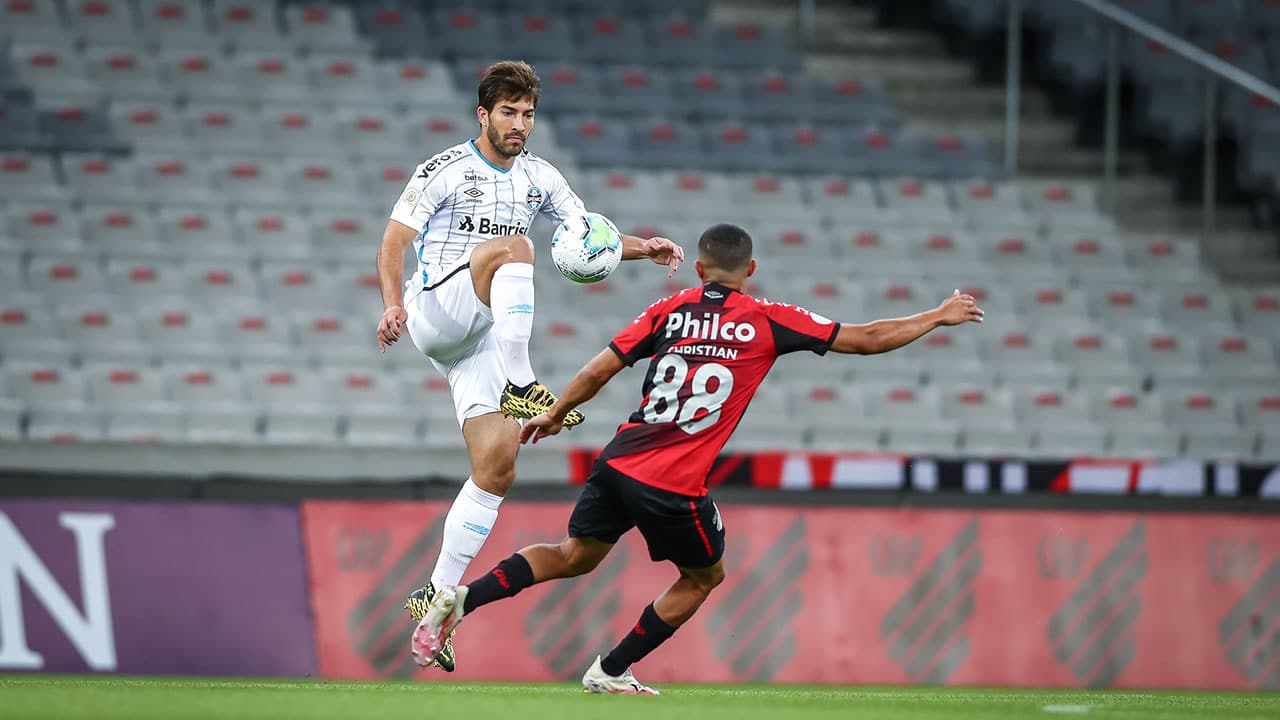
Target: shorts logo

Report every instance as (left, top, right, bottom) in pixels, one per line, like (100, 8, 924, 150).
(463, 187, 485, 202)
(525, 186, 544, 212)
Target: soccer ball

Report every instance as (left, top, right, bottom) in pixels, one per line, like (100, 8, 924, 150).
(550, 212, 623, 284)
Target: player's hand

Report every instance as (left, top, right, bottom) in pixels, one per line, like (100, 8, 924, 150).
(642, 236, 684, 277)
(936, 289, 985, 326)
(377, 306, 408, 352)
(519, 413, 564, 444)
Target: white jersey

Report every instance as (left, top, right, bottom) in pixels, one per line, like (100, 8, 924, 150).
(390, 139, 587, 287)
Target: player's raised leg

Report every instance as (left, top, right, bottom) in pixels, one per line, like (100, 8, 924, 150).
(469, 234, 583, 426)
(582, 561, 725, 695)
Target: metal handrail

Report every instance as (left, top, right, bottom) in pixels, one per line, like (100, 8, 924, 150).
(1070, 0, 1280, 105)
(1003, 0, 1280, 244)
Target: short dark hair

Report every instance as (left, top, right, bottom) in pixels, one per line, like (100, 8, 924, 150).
(698, 224, 753, 272)
(477, 60, 541, 112)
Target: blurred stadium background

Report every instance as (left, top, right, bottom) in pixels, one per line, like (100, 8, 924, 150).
(1, 0, 1279, 697)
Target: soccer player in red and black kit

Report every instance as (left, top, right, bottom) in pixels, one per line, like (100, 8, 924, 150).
(411, 223, 985, 693)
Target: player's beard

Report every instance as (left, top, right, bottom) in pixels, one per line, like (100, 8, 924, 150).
(488, 123, 525, 158)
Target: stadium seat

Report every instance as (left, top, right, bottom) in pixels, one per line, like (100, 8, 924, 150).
(209, 157, 289, 208)
(106, 407, 187, 444)
(211, 0, 287, 52)
(27, 408, 106, 442)
(85, 363, 169, 410)
(138, 0, 223, 51)
(86, 206, 167, 259)
(166, 366, 245, 411)
(158, 208, 240, 259)
(234, 52, 313, 104)
(135, 155, 218, 206)
(219, 313, 293, 363)
(1, 151, 65, 203)
(83, 47, 166, 101)
(105, 257, 183, 298)
(1, 0, 72, 44)
(186, 407, 259, 444)
(629, 117, 706, 170)
(8, 364, 88, 411)
(13, 207, 85, 254)
(38, 104, 125, 154)
(263, 409, 342, 445)
(104, 98, 185, 152)
(61, 153, 139, 204)
(1130, 332, 1202, 383)
(285, 4, 365, 54)
(139, 305, 221, 363)
(345, 410, 422, 447)
(574, 15, 648, 65)
(503, 12, 576, 63)
(261, 105, 341, 156)
(157, 50, 241, 102)
(10, 45, 96, 101)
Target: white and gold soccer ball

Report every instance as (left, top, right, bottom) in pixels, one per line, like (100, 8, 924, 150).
(550, 212, 623, 284)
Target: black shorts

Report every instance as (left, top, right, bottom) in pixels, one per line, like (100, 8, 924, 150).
(568, 459, 725, 568)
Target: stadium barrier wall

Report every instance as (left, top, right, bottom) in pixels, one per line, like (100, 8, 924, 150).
(303, 500, 1280, 690)
(0, 499, 317, 676)
(566, 449, 1280, 497)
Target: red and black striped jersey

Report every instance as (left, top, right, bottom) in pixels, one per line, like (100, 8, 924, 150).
(602, 282, 838, 496)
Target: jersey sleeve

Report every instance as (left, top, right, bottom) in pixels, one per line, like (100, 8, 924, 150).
(765, 302, 840, 356)
(388, 161, 452, 234)
(608, 300, 666, 366)
(539, 164, 588, 224)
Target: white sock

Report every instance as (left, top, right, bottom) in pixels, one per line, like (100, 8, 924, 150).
(490, 262, 536, 387)
(430, 477, 504, 587)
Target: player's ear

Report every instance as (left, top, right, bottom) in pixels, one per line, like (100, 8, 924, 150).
(746, 258, 757, 277)
(476, 106, 487, 127)
(694, 260, 706, 281)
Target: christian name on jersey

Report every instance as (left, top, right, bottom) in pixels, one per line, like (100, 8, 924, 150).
(456, 216, 529, 236)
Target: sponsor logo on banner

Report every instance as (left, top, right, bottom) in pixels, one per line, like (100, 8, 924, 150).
(0, 512, 116, 671)
(706, 517, 807, 681)
(524, 546, 629, 679)
(1046, 521, 1147, 688)
(1218, 556, 1280, 689)
(881, 518, 980, 684)
(347, 517, 444, 679)
(0, 499, 315, 677)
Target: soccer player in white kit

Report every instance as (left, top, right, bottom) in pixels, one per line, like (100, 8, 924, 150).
(374, 61, 684, 671)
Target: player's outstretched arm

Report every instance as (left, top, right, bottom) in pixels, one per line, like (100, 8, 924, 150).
(619, 233, 684, 277)
(830, 290, 984, 355)
(520, 349, 626, 444)
(375, 220, 416, 352)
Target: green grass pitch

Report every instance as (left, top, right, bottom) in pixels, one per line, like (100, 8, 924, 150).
(1, 677, 1276, 720)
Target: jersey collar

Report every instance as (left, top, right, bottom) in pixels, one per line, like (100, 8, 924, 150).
(468, 139, 511, 174)
(701, 283, 735, 304)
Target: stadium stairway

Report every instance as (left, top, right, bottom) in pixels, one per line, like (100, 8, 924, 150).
(711, 0, 1280, 283)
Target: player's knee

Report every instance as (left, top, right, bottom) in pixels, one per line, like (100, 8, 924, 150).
(560, 539, 601, 576)
(496, 234, 535, 264)
(686, 565, 725, 598)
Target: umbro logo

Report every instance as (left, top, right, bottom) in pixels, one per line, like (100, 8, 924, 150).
(705, 290, 724, 299)
(463, 187, 484, 200)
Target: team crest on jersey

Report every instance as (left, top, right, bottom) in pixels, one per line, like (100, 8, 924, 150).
(525, 186, 544, 211)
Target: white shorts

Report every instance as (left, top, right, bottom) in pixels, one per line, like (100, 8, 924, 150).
(404, 249, 505, 428)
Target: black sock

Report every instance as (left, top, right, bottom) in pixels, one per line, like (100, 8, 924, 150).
(463, 553, 534, 614)
(600, 603, 677, 677)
